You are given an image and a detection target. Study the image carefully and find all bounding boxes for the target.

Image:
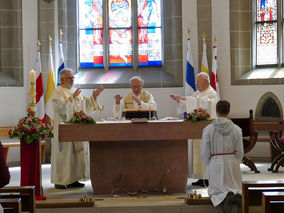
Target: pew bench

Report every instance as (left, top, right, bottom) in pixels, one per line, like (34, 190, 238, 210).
(242, 180, 284, 213)
(0, 126, 46, 164)
(0, 198, 22, 213)
(0, 186, 35, 213)
(262, 191, 284, 213)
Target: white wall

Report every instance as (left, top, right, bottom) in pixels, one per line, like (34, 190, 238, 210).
(0, 0, 38, 162)
(2, 0, 280, 161)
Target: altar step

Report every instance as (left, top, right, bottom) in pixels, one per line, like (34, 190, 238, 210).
(37, 204, 217, 213)
(36, 196, 217, 213)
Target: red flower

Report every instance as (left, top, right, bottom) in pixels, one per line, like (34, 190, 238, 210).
(9, 108, 54, 144)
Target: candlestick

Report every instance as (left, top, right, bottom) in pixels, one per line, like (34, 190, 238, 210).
(30, 69, 36, 114)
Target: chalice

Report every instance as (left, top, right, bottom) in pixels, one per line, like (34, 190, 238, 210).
(98, 104, 104, 122)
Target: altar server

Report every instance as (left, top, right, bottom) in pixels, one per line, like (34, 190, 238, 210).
(51, 68, 103, 189)
(201, 100, 243, 213)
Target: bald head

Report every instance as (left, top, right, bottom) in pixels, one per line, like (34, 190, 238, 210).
(196, 72, 210, 91)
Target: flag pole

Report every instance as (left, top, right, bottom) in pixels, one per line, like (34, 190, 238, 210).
(59, 29, 63, 41)
(187, 28, 191, 38)
(202, 32, 206, 44)
(49, 35, 52, 49)
(37, 40, 41, 51)
(214, 36, 217, 45)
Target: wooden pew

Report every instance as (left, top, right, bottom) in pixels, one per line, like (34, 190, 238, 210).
(0, 186, 35, 213)
(262, 191, 284, 213)
(0, 198, 22, 213)
(242, 180, 284, 213)
(0, 125, 46, 163)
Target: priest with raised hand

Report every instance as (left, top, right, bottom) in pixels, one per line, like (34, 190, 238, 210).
(113, 76, 157, 119)
(170, 72, 219, 186)
(51, 68, 104, 189)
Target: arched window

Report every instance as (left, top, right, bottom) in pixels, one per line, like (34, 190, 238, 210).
(78, 0, 162, 69)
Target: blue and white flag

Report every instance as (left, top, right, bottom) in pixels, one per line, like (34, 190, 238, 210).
(57, 39, 65, 86)
(185, 37, 196, 96)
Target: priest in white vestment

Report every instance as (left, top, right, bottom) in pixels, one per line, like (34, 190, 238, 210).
(201, 100, 243, 212)
(51, 68, 104, 189)
(113, 76, 157, 119)
(170, 72, 219, 186)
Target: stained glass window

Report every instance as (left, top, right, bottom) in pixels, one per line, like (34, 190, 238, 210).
(256, 23, 277, 65)
(109, 0, 132, 67)
(79, 0, 104, 68)
(78, 0, 162, 68)
(137, 0, 162, 66)
(256, 0, 277, 22)
(256, 0, 278, 66)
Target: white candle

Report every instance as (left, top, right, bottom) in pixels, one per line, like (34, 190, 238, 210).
(29, 69, 36, 113)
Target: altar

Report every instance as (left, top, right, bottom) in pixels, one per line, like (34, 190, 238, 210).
(59, 120, 211, 194)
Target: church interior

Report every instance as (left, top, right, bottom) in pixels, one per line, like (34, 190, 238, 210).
(1, 0, 284, 212)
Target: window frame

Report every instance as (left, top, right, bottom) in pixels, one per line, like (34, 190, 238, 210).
(253, 0, 283, 68)
(77, 0, 164, 72)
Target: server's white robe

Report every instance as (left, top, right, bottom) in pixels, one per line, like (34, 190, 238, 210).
(177, 86, 219, 179)
(51, 86, 99, 185)
(113, 90, 157, 119)
(201, 118, 243, 206)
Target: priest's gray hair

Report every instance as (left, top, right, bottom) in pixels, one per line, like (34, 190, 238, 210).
(196, 72, 210, 83)
(129, 76, 144, 85)
(59, 68, 73, 80)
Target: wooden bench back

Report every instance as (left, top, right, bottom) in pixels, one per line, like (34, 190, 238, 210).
(0, 186, 35, 213)
(243, 181, 284, 213)
(0, 126, 14, 137)
(0, 198, 22, 213)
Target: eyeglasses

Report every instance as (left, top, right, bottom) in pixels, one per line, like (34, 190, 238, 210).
(65, 76, 74, 80)
(131, 85, 142, 89)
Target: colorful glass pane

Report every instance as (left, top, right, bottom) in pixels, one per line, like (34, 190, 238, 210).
(109, 0, 132, 28)
(137, 0, 161, 27)
(256, 23, 277, 65)
(109, 29, 132, 67)
(79, 0, 103, 29)
(79, 30, 104, 68)
(138, 28, 162, 66)
(257, 0, 277, 22)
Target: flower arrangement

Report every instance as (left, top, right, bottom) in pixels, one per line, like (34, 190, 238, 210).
(8, 108, 53, 144)
(68, 110, 96, 124)
(184, 108, 211, 122)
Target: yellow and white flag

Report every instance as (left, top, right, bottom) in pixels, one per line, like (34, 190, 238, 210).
(201, 34, 209, 74)
(45, 36, 55, 120)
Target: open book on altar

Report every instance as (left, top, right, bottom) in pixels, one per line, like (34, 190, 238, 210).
(122, 110, 156, 120)
(185, 96, 213, 114)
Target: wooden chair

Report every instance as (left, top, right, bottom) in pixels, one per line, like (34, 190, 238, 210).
(231, 110, 260, 173)
(0, 126, 46, 164)
(0, 186, 35, 213)
(268, 131, 284, 173)
(0, 198, 22, 213)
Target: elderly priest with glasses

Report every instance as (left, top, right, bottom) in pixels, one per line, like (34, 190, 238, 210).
(113, 76, 157, 119)
(51, 68, 104, 189)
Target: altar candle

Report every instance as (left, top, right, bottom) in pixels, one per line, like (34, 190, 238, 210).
(30, 69, 36, 113)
